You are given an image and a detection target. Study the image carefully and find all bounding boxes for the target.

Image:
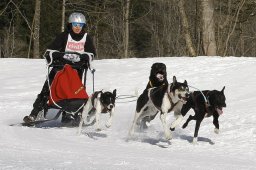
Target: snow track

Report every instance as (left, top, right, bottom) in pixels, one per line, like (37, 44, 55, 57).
(0, 57, 255, 169)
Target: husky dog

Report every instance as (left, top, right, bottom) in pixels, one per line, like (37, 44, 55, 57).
(129, 76, 189, 140)
(146, 62, 168, 89)
(170, 87, 226, 144)
(78, 89, 116, 134)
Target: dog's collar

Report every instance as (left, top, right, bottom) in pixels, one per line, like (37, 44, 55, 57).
(148, 80, 166, 88)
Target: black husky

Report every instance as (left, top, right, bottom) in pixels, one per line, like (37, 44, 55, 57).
(146, 62, 168, 89)
(129, 76, 189, 140)
(170, 87, 226, 144)
(141, 63, 168, 127)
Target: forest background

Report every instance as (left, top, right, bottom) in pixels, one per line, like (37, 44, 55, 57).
(0, 0, 256, 59)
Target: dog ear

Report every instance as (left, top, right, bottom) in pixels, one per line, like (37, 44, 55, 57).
(184, 80, 187, 85)
(113, 89, 117, 97)
(151, 63, 156, 68)
(97, 91, 102, 98)
(173, 76, 177, 84)
(221, 86, 225, 93)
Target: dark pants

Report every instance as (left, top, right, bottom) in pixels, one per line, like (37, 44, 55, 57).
(29, 67, 87, 118)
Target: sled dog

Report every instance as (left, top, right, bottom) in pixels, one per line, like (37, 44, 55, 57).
(170, 87, 226, 144)
(78, 89, 116, 134)
(140, 62, 169, 127)
(129, 76, 189, 140)
(146, 62, 168, 89)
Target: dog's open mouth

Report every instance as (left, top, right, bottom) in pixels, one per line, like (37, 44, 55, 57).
(156, 73, 164, 81)
(215, 107, 223, 115)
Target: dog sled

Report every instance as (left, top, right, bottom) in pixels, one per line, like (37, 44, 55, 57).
(14, 50, 95, 127)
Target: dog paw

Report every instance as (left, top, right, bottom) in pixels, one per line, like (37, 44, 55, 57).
(86, 117, 92, 124)
(128, 131, 133, 137)
(192, 137, 198, 145)
(170, 127, 175, 131)
(192, 141, 198, 145)
(182, 123, 187, 129)
(214, 128, 219, 134)
(165, 133, 172, 141)
(166, 136, 172, 141)
(105, 123, 111, 128)
(145, 121, 151, 127)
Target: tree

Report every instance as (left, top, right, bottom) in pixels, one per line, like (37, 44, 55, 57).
(123, 0, 130, 58)
(61, 0, 65, 32)
(0, 0, 34, 58)
(177, 0, 196, 56)
(1, 0, 256, 58)
(201, 0, 217, 56)
(33, 0, 41, 58)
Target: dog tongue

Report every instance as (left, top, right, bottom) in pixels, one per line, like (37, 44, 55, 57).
(216, 108, 223, 115)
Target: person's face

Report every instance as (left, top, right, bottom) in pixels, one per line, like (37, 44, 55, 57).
(71, 22, 84, 34)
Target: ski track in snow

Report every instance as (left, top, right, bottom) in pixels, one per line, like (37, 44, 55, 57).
(0, 57, 256, 170)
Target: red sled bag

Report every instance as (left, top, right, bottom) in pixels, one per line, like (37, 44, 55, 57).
(48, 64, 89, 106)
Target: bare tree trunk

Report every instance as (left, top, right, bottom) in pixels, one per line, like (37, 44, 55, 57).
(33, 0, 41, 59)
(201, 0, 216, 56)
(28, 16, 35, 58)
(177, 0, 196, 57)
(5, 13, 15, 58)
(239, 23, 244, 56)
(11, 24, 15, 57)
(61, 0, 66, 32)
(123, 0, 130, 58)
(223, 0, 245, 56)
(0, 39, 1, 58)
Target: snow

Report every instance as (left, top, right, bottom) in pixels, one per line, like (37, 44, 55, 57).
(0, 56, 256, 170)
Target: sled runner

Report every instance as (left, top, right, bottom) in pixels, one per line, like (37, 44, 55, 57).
(10, 109, 63, 127)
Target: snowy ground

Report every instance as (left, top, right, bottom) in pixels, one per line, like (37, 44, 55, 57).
(0, 56, 255, 170)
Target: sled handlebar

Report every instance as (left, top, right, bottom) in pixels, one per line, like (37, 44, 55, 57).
(44, 50, 94, 69)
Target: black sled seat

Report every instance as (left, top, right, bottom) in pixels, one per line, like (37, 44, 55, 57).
(43, 50, 94, 123)
(48, 99, 87, 113)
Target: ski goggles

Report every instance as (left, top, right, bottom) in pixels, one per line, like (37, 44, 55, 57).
(72, 22, 85, 27)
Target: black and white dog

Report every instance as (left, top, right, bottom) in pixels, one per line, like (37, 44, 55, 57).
(170, 87, 226, 144)
(129, 76, 189, 140)
(78, 89, 116, 134)
(146, 62, 168, 89)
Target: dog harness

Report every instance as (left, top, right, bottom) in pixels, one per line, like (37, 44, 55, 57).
(148, 80, 166, 88)
(148, 83, 179, 112)
(191, 91, 212, 117)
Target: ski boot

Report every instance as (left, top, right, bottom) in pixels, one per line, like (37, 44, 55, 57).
(23, 107, 42, 123)
(23, 115, 36, 123)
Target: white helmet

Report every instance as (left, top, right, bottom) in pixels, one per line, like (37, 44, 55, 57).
(68, 12, 86, 24)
